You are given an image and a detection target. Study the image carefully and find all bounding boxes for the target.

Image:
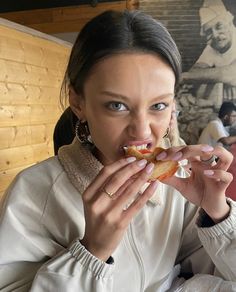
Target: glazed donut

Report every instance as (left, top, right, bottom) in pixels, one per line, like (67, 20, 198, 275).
(125, 146, 179, 181)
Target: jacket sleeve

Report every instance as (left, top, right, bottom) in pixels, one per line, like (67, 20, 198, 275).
(196, 198, 236, 281)
(31, 240, 114, 292)
(176, 198, 236, 281)
(0, 170, 114, 292)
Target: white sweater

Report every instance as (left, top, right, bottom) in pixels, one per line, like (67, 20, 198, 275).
(0, 140, 236, 291)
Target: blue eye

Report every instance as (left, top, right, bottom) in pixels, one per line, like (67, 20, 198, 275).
(107, 102, 127, 111)
(151, 103, 167, 111)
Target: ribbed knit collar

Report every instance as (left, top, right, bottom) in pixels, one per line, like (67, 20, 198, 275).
(58, 139, 103, 195)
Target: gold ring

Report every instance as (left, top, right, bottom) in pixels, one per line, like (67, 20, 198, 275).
(102, 186, 114, 198)
(201, 155, 218, 164)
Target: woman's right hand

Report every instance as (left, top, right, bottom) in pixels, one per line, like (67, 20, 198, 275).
(80, 157, 159, 262)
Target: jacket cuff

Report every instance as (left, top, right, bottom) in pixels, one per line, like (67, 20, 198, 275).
(69, 239, 114, 279)
(197, 198, 236, 239)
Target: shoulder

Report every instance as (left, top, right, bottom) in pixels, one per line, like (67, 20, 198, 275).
(208, 119, 222, 128)
(196, 45, 217, 65)
(1, 157, 66, 212)
(18, 156, 64, 186)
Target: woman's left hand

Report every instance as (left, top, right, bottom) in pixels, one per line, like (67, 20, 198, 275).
(158, 144, 233, 223)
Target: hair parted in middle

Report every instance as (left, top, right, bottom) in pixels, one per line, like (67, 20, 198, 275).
(61, 9, 182, 101)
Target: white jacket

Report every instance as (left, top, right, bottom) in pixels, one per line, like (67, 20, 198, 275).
(0, 140, 236, 291)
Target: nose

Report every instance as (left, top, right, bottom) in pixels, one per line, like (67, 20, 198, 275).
(127, 112, 152, 140)
(211, 27, 220, 39)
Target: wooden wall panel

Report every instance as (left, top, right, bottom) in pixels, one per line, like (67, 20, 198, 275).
(0, 19, 71, 199)
(0, 1, 135, 199)
(0, 83, 60, 105)
(0, 2, 127, 34)
(0, 124, 55, 150)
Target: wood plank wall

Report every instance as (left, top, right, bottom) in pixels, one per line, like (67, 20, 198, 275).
(0, 1, 129, 34)
(0, 20, 72, 199)
(0, 1, 136, 199)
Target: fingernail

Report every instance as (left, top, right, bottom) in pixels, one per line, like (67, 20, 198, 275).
(150, 180, 159, 190)
(126, 156, 136, 163)
(172, 152, 183, 161)
(201, 145, 214, 152)
(204, 170, 214, 176)
(137, 159, 148, 167)
(156, 151, 167, 160)
(146, 162, 154, 174)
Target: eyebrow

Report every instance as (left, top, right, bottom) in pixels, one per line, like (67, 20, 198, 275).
(100, 90, 174, 101)
(101, 91, 129, 101)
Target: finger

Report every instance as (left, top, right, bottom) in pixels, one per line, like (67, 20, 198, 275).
(203, 169, 233, 186)
(113, 177, 135, 199)
(211, 146, 233, 171)
(112, 162, 155, 209)
(122, 180, 159, 221)
(156, 144, 233, 171)
(83, 157, 136, 200)
(155, 144, 211, 161)
(102, 159, 149, 196)
(85, 158, 150, 201)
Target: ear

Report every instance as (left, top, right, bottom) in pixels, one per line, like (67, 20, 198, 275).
(223, 114, 229, 121)
(69, 87, 86, 121)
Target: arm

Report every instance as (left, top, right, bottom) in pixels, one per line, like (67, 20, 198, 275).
(31, 241, 114, 292)
(0, 167, 114, 292)
(176, 199, 236, 281)
(196, 199, 236, 281)
(182, 60, 236, 87)
(219, 135, 236, 146)
(0, 155, 159, 291)
(160, 145, 236, 280)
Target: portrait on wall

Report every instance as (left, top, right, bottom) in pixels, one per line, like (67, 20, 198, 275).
(176, 0, 236, 144)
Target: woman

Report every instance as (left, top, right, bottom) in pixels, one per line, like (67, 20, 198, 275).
(0, 10, 236, 291)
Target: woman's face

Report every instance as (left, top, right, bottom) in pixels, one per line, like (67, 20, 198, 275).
(77, 53, 175, 165)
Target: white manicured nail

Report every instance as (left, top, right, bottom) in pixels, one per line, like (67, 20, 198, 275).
(126, 157, 136, 163)
(172, 152, 183, 161)
(137, 159, 147, 167)
(146, 162, 154, 174)
(151, 180, 159, 190)
(201, 145, 214, 152)
(156, 151, 167, 160)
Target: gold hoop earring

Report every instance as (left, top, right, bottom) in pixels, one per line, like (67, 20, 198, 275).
(75, 120, 93, 144)
(163, 127, 170, 138)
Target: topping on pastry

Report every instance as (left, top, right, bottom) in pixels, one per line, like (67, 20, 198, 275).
(125, 146, 179, 181)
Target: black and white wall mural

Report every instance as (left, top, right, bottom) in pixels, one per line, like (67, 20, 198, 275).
(141, 0, 236, 144)
(177, 0, 236, 144)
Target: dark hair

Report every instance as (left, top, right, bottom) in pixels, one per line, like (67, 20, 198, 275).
(218, 101, 236, 118)
(61, 10, 182, 103)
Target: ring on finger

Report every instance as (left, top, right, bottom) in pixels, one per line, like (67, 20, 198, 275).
(201, 155, 218, 164)
(102, 186, 115, 199)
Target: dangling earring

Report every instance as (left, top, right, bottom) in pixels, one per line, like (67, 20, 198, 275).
(75, 119, 93, 144)
(163, 127, 170, 138)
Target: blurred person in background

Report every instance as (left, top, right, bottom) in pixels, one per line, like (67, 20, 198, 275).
(198, 101, 236, 147)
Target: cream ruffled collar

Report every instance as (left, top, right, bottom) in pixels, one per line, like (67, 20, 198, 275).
(58, 138, 162, 206)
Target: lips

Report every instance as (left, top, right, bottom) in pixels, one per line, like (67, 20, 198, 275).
(122, 143, 152, 155)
